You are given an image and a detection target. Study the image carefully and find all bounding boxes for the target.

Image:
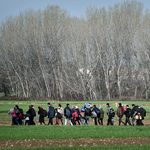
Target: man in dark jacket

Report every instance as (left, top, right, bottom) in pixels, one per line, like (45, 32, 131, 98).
(47, 103, 55, 125)
(64, 104, 73, 126)
(124, 105, 131, 126)
(131, 104, 138, 126)
(117, 103, 125, 126)
(84, 106, 91, 125)
(26, 105, 36, 125)
(106, 103, 113, 125)
(93, 105, 100, 125)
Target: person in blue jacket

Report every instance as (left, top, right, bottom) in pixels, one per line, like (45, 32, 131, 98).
(47, 103, 55, 125)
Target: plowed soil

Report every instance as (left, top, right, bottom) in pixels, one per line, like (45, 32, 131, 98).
(0, 137, 150, 148)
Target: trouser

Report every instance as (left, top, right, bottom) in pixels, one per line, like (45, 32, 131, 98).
(119, 115, 125, 125)
(107, 116, 113, 125)
(79, 115, 84, 125)
(29, 117, 35, 125)
(124, 116, 131, 125)
(12, 116, 19, 125)
(84, 116, 90, 125)
(65, 117, 73, 126)
(60, 118, 63, 125)
(94, 117, 98, 125)
(76, 117, 80, 125)
(55, 118, 60, 125)
(132, 118, 135, 126)
(40, 121, 46, 125)
(48, 118, 53, 125)
(25, 120, 30, 125)
(98, 118, 103, 125)
(136, 119, 144, 125)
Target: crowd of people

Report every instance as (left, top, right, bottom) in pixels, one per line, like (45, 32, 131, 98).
(8, 102, 146, 126)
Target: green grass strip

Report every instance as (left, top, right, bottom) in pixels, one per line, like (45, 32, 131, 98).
(0, 125, 150, 141)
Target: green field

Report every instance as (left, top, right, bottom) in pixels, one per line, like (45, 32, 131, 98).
(0, 100, 150, 149)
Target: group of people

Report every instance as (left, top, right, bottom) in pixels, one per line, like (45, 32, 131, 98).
(8, 102, 146, 126)
(107, 103, 146, 126)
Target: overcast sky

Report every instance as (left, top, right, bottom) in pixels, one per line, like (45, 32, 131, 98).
(0, 0, 150, 23)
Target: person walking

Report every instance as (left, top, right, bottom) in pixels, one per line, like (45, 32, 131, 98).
(26, 105, 36, 125)
(84, 106, 91, 125)
(64, 104, 73, 126)
(38, 106, 46, 125)
(11, 107, 20, 126)
(57, 104, 64, 125)
(131, 104, 138, 126)
(106, 103, 113, 125)
(75, 106, 84, 125)
(117, 103, 125, 126)
(124, 105, 132, 126)
(47, 103, 55, 125)
(99, 106, 104, 125)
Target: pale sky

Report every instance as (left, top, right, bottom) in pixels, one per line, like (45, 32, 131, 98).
(0, 0, 150, 23)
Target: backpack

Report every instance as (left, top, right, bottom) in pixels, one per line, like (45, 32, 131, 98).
(66, 108, 70, 117)
(94, 107, 100, 115)
(81, 106, 85, 112)
(42, 109, 48, 117)
(84, 103, 93, 109)
(109, 108, 115, 117)
(75, 109, 80, 115)
(91, 111, 97, 118)
(32, 109, 36, 117)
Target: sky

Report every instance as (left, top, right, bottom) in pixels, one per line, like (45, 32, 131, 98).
(0, 0, 150, 23)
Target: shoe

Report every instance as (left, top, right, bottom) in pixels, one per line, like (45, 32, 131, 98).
(18, 124, 20, 126)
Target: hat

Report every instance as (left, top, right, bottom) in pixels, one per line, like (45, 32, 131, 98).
(99, 106, 103, 109)
(106, 103, 109, 106)
(75, 106, 78, 109)
(72, 105, 75, 109)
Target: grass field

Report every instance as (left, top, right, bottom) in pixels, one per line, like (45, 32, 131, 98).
(0, 100, 150, 149)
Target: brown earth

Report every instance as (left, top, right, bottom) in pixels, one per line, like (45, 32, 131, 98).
(1, 120, 150, 126)
(0, 137, 150, 148)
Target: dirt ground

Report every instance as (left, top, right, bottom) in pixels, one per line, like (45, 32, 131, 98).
(1, 120, 150, 148)
(0, 137, 150, 148)
(0, 119, 150, 126)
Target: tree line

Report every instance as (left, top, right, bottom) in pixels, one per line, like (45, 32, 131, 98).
(0, 0, 150, 101)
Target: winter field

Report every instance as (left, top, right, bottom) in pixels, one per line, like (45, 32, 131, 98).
(0, 101, 150, 149)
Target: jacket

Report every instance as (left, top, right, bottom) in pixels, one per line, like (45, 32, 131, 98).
(64, 107, 71, 117)
(58, 107, 64, 117)
(11, 109, 17, 117)
(117, 106, 124, 117)
(100, 109, 104, 119)
(38, 108, 44, 122)
(48, 106, 55, 118)
(84, 108, 91, 117)
(106, 106, 111, 116)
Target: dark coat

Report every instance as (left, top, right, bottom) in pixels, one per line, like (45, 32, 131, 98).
(84, 108, 91, 117)
(64, 107, 71, 117)
(117, 106, 124, 117)
(38, 108, 44, 122)
(100, 109, 104, 119)
(131, 106, 138, 118)
(48, 106, 55, 118)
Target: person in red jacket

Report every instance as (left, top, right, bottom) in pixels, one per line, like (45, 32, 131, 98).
(117, 103, 125, 125)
